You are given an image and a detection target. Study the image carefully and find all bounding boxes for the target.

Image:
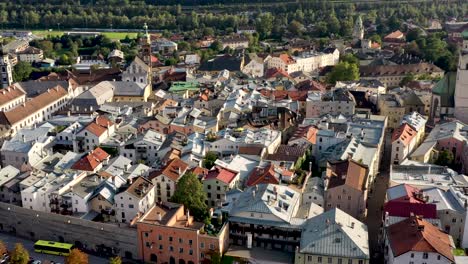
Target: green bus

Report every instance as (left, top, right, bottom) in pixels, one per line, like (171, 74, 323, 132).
(34, 240, 75, 256)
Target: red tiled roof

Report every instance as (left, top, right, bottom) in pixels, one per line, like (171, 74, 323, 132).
(204, 167, 237, 184)
(71, 148, 110, 171)
(84, 116, 113, 137)
(392, 123, 417, 145)
(388, 215, 454, 262)
(0, 86, 25, 106)
(155, 158, 189, 182)
(265, 68, 290, 79)
(190, 167, 209, 178)
(246, 164, 280, 187)
(327, 159, 368, 191)
(279, 54, 295, 65)
(384, 30, 405, 40)
(295, 80, 327, 92)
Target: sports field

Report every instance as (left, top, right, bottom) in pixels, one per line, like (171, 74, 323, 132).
(32, 30, 138, 39)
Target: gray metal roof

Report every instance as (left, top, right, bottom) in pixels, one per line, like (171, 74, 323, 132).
(299, 208, 370, 259)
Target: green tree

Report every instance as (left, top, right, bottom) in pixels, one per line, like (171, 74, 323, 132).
(435, 150, 454, 167)
(170, 172, 209, 222)
(288, 20, 303, 36)
(327, 12, 340, 35)
(58, 54, 71, 65)
(400, 74, 415, 87)
(203, 151, 218, 169)
(406, 28, 421, 42)
(210, 41, 223, 52)
(369, 34, 382, 45)
(326, 62, 359, 84)
(255, 12, 274, 39)
(108, 256, 122, 264)
(66, 248, 88, 264)
(340, 54, 359, 65)
(13, 61, 33, 82)
(10, 243, 29, 264)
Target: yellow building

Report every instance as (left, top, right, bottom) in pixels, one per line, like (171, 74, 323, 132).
(112, 82, 151, 102)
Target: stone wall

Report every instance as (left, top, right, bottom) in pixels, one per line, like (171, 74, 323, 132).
(0, 202, 138, 259)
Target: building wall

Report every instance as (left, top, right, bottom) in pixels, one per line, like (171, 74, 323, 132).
(306, 100, 355, 118)
(437, 209, 465, 247)
(0, 202, 138, 259)
(325, 185, 367, 220)
(153, 175, 176, 202)
(18, 52, 43, 63)
(295, 252, 369, 264)
(389, 250, 453, 264)
(0, 93, 26, 112)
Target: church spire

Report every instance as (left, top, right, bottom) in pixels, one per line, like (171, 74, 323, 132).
(143, 22, 150, 45)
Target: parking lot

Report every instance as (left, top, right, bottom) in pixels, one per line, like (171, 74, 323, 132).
(0, 232, 108, 264)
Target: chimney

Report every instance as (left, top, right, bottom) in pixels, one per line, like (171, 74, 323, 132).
(67, 111, 71, 117)
(252, 190, 256, 198)
(22, 134, 25, 142)
(178, 167, 182, 176)
(156, 211, 162, 221)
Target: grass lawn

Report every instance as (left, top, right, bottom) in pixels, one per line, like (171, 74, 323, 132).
(453, 248, 466, 256)
(31, 30, 138, 40)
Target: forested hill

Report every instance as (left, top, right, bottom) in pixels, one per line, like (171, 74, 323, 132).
(0, 0, 466, 35)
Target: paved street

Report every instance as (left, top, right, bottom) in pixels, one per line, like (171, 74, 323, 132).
(0, 232, 108, 264)
(366, 130, 391, 264)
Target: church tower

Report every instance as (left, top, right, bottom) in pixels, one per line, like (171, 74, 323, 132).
(353, 16, 364, 41)
(140, 23, 152, 66)
(454, 37, 468, 123)
(0, 47, 13, 88)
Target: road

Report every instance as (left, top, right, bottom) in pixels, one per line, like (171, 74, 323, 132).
(366, 130, 391, 264)
(0, 232, 108, 264)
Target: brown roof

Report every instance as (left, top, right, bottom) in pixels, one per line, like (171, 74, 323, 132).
(388, 215, 454, 261)
(17, 46, 42, 54)
(384, 30, 405, 40)
(360, 63, 443, 77)
(295, 80, 327, 92)
(0, 86, 25, 107)
(71, 148, 110, 171)
(67, 68, 122, 85)
(0, 86, 67, 126)
(259, 90, 308, 102)
(279, 54, 295, 65)
(238, 145, 264, 156)
(265, 145, 306, 162)
(84, 116, 114, 136)
(327, 159, 368, 191)
(392, 123, 417, 145)
(126, 176, 154, 199)
(246, 163, 280, 187)
(151, 158, 189, 182)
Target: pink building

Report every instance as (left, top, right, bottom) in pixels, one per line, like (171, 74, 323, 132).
(137, 202, 229, 264)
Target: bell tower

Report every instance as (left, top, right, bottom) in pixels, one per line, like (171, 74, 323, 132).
(0, 47, 13, 88)
(454, 38, 468, 123)
(140, 23, 152, 66)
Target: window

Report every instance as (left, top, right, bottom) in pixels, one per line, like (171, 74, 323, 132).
(179, 238, 183, 243)
(307, 256, 312, 261)
(337, 259, 342, 264)
(207, 185, 211, 190)
(437, 255, 441, 260)
(200, 242, 204, 248)
(317, 256, 322, 263)
(189, 240, 192, 245)
(129, 204, 134, 209)
(169, 246, 173, 252)
(328, 257, 332, 263)
(169, 236, 173, 242)
(179, 248, 183, 253)
(358, 261, 363, 264)
(144, 232, 149, 237)
(189, 249, 193, 255)
(158, 235, 162, 240)
(410, 253, 414, 258)
(423, 253, 428, 259)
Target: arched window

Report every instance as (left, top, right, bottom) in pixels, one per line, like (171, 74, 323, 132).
(150, 254, 157, 262)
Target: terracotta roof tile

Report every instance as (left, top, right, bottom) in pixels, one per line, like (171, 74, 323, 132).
(0, 86, 25, 106)
(71, 147, 110, 171)
(0, 86, 67, 126)
(204, 167, 237, 184)
(279, 54, 296, 65)
(246, 164, 280, 187)
(392, 123, 417, 145)
(150, 158, 189, 182)
(388, 215, 454, 262)
(327, 159, 368, 191)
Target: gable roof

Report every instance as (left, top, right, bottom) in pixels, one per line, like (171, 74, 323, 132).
(299, 208, 370, 259)
(392, 123, 417, 145)
(150, 158, 189, 182)
(388, 215, 454, 262)
(246, 163, 280, 187)
(0, 85, 25, 106)
(327, 159, 368, 191)
(71, 147, 110, 171)
(83, 116, 113, 137)
(198, 55, 242, 72)
(204, 167, 238, 185)
(0, 86, 67, 126)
